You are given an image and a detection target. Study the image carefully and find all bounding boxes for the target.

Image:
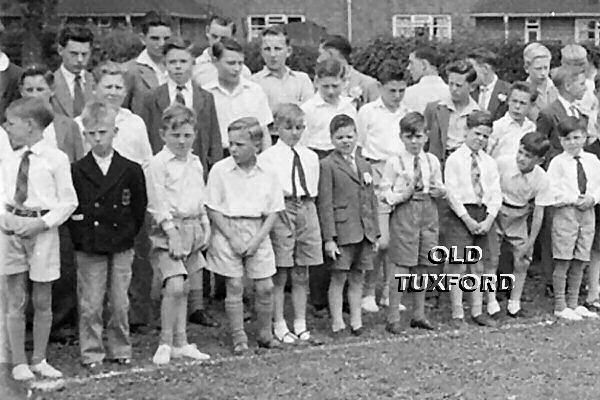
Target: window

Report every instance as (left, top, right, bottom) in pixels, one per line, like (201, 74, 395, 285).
(247, 14, 305, 41)
(575, 18, 600, 45)
(524, 18, 541, 43)
(392, 15, 452, 40)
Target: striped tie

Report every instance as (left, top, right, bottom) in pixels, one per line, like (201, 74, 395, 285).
(14, 150, 32, 205)
(574, 155, 587, 194)
(471, 151, 483, 203)
(413, 155, 423, 192)
(175, 85, 186, 106)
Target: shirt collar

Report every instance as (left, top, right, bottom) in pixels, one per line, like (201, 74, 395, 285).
(374, 97, 407, 113)
(440, 97, 479, 114)
(257, 66, 293, 78)
(0, 52, 9, 72)
(15, 139, 46, 156)
(225, 155, 265, 172)
(195, 48, 212, 65)
(312, 92, 352, 108)
(482, 74, 498, 92)
(92, 149, 114, 163)
(160, 145, 192, 162)
(557, 93, 578, 112)
(168, 78, 193, 92)
(136, 49, 163, 72)
(204, 78, 252, 95)
(60, 64, 83, 84)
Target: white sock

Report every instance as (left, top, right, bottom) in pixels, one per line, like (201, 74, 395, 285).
(293, 319, 307, 335)
(507, 300, 520, 314)
(487, 298, 501, 315)
(273, 320, 289, 338)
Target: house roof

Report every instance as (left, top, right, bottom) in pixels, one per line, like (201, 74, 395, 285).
(471, 0, 600, 16)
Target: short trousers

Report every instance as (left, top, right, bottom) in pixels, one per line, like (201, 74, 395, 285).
(552, 205, 595, 262)
(490, 203, 532, 260)
(330, 238, 375, 272)
(442, 203, 490, 255)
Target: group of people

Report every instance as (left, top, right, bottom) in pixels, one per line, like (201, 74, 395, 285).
(0, 10, 599, 383)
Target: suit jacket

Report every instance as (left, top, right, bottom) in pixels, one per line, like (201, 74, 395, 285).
(123, 59, 159, 117)
(477, 79, 510, 121)
(139, 83, 222, 173)
(317, 150, 380, 246)
(51, 69, 95, 118)
(53, 114, 85, 162)
(0, 62, 22, 122)
(67, 151, 147, 254)
(424, 101, 451, 163)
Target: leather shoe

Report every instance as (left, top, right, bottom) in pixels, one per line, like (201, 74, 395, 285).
(472, 313, 498, 327)
(385, 322, 403, 335)
(350, 327, 364, 336)
(545, 284, 554, 298)
(409, 318, 434, 330)
(257, 339, 283, 349)
(188, 310, 220, 327)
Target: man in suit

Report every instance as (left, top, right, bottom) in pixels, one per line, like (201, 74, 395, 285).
(123, 11, 172, 117)
(404, 46, 450, 114)
(467, 49, 511, 121)
(52, 25, 95, 118)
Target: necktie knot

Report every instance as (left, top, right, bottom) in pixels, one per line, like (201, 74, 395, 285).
(177, 85, 185, 91)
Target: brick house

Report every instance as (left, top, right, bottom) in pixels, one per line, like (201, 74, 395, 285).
(471, 0, 600, 44)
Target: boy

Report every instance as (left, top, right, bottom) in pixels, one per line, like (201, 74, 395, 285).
(403, 46, 449, 114)
(146, 104, 212, 364)
(318, 114, 380, 336)
(488, 132, 551, 317)
(444, 110, 502, 328)
(0, 97, 78, 380)
(380, 112, 446, 333)
(541, 117, 600, 320)
(523, 42, 558, 121)
(466, 48, 510, 121)
(206, 117, 284, 354)
(259, 104, 322, 343)
(357, 59, 409, 312)
(68, 100, 147, 369)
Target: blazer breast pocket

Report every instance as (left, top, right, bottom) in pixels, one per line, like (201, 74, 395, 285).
(334, 204, 348, 223)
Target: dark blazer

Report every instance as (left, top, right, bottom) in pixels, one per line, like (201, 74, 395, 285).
(53, 114, 85, 162)
(317, 150, 380, 246)
(424, 100, 451, 164)
(68, 151, 147, 255)
(139, 82, 222, 173)
(123, 58, 160, 117)
(471, 78, 511, 121)
(51, 68, 95, 118)
(0, 62, 22, 122)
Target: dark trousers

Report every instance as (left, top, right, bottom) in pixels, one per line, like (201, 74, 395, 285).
(52, 225, 78, 330)
(309, 262, 331, 309)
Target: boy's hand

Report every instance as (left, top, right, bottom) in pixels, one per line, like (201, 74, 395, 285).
(324, 240, 341, 260)
(14, 218, 47, 238)
(200, 222, 211, 251)
(575, 194, 595, 210)
(514, 243, 533, 265)
(245, 236, 263, 257)
(167, 229, 185, 260)
(476, 217, 495, 235)
(429, 186, 446, 199)
(372, 241, 380, 253)
(461, 215, 480, 235)
(229, 237, 249, 257)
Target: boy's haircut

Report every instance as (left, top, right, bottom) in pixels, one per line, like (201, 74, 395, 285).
(273, 103, 304, 127)
(557, 116, 587, 137)
(209, 15, 237, 35)
(509, 81, 538, 103)
(228, 116, 263, 144)
(20, 64, 54, 87)
(467, 48, 499, 69)
(329, 113, 356, 136)
(315, 58, 344, 79)
(57, 25, 94, 47)
(262, 25, 290, 45)
(445, 60, 478, 84)
(320, 35, 352, 62)
(523, 42, 551, 67)
(377, 59, 405, 85)
(412, 46, 442, 69)
(561, 44, 588, 69)
(141, 11, 172, 35)
(399, 112, 425, 135)
(92, 60, 126, 84)
(466, 110, 493, 129)
(6, 97, 54, 130)
(520, 131, 550, 158)
(161, 103, 197, 132)
(551, 65, 585, 91)
(163, 37, 192, 56)
(80, 99, 118, 129)
(212, 37, 243, 59)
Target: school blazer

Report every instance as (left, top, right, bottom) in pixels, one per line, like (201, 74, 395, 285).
(139, 83, 222, 173)
(471, 79, 510, 122)
(51, 69, 95, 118)
(122, 59, 159, 117)
(68, 151, 147, 255)
(317, 150, 380, 246)
(423, 100, 451, 164)
(54, 114, 85, 162)
(0, 62, 22, 122)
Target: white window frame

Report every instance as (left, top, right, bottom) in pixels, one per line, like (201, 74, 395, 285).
(392, 14, 452, 40)
(575, 18, 600, 45)
(247, 14, 306, 41)
(524, 17, 541, 43)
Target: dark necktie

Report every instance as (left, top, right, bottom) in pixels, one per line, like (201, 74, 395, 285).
(175, 85, 186, 106)
(14, 150, 32, 205)
(575, 155, 587, 194)
(291, 147, 309, 198)
(73, 75, 84, 117)
(471, 151, 484, 203)
(413, 155, 423, 192)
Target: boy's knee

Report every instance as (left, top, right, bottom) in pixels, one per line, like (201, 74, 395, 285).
(255, 278, 274, 297)
(272, 269, 288, 287)
(32, 284, 52, 313)
(291, 267, 309, 287)
(226, 277, 244, 300)
(163, 275, 186, 298)
(330, 270, 347, 285)
(348, 270, 364, 285)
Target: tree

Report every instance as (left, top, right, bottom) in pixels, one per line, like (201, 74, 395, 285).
(10, 0, 59, 64)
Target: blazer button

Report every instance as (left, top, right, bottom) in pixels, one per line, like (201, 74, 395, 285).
(94, 202, 100, 208)
(94, 221, 99, 227)
(113, 205, 118, 209)
(113, 223, 118, 228)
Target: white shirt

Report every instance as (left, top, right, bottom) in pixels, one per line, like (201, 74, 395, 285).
(444, 143, 502, 218)
(300, 93, 357, 151)
(259, 140, 320, 198)
(193, 48, 252, 88)
(357, 97, 408, 161)
(478, 74, 498, 110)
(92, 150, 114, 175)
(496, 156, 552, 207)
(403, 75, 451, 114)
(0, 139, 78, 229)
(204, 78, 273, 149)
(76, 108, 153, 167)
(145, 146, 207, 230)
(167, 78, 193, 108)
(59, 64, 86, 98)
(42, 123, 59, 149)
(488, 114, 536, 160)
(0, 51, 9, 72)
(251, 66, 315, 109)
(136, 49, 168, 86)
(0, 126, 12, 161)
(440, 97, 480, 151)
(538, 150, 600, 205)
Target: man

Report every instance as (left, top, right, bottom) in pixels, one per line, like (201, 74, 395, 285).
(123, 11, 172, 116)
(318, 35, 379, 109)
(192, 16, 251, 87)
(52, 25, 95, 118)
(0, 23, 22, 122)
(403, 46, 451, 114)
(523, 42, 558, 121)
(467, 48, 511, 121)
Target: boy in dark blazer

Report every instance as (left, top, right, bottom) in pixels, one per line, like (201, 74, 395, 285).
(317, 114, 380, 336)
(67, 100, 147, 369)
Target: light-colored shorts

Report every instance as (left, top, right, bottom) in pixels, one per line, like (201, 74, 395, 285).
(0, 214, 60, 282)
(270, 198, 323, 267)
(330, 239, 375, 272)
(552, 206, 595, 262)
(490, 204, 532, 261)
(206, 217, 276, 280)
